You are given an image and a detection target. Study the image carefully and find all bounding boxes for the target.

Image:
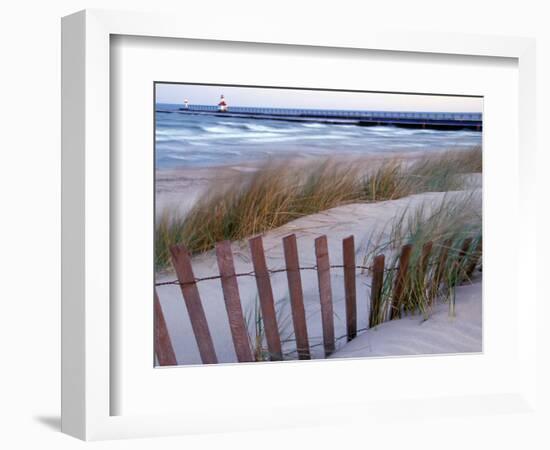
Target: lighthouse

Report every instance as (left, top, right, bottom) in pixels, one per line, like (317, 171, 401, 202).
(218, 94, 228, 112)
(183, 99, 189, 109)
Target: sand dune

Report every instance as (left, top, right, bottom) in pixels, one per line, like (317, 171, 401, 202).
(330, 279, 481, 359)
(156, 189, 482, 365)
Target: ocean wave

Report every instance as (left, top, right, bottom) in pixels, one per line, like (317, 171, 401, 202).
(244, 124, 279, 132)
(246, 134, 343, 143)
(184, 131, 283, 141)
(201, 125, 236, 133)
(155, 113, 482, 168)
(302, 123, 327, 128)
(219, 121, 247, 127)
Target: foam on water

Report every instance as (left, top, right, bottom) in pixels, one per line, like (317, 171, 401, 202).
(302, 122, 328, 128)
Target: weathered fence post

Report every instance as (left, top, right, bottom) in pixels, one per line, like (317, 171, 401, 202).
(170, 245, 218, 364)
(465, 237, 483, 278)
(456, 237, 473, 282)
(343, 236, 357, 342)
(154, 289, 177, 366)
(419, 241, 433, 278)
(430, 238, 453, 306)
(390, 244, 413, 320)
(369, 254, 385, 328)
(282, 234, 311, 360)
(315, 235, 336, 357)
(416, 241, 434, 312)
(216, 241, 254, 363)
(249, 236, 283, 361)
(458, 238, 472, 260)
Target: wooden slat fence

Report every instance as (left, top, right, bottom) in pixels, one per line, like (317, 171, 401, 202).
(390, 244, 413, 320)
(343, 236, 357, 342)
(216, 241, 255, 363)
(282, 234, 311, 360)
(315, 236, 336, 357)
(249, 236, 284, 361)
(155, 233, 482, 366)
(154, 289, 177, 366)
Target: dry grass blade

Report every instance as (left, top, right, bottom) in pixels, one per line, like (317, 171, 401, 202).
(156, 147, 482, 270)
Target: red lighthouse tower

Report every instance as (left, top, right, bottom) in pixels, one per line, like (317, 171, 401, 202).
(218, 94, 228, 112)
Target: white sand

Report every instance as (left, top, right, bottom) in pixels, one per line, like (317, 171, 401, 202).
(156, 188, 482, 365)
(330, 279, 482, 359)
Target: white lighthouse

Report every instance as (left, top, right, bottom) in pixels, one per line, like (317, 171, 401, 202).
(183, 99, 189, 109)
(218, 94, 228, 112)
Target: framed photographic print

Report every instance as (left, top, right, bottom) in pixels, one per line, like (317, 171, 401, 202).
(61, 9, 537, 441)
(153, 82, 483, 367)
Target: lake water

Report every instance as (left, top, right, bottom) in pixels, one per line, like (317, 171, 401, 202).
(155, 103, 482, 169)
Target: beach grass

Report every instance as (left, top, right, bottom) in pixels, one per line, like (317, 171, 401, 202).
(364, 193, 482, 326)
(244, 294, 296, 362)
(155, 146, 482, 270)
(239, 193, 483, 360)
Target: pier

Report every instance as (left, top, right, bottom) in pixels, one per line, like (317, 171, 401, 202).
(158, 105, 482, 131)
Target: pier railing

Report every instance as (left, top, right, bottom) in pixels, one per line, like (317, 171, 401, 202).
(176, 105, 482, 121)
(161, 105, 483, 130)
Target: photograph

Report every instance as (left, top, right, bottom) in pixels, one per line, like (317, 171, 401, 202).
(153, 83, 483, 366)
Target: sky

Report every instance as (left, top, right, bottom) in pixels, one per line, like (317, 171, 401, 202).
(155, 83, 483, 113)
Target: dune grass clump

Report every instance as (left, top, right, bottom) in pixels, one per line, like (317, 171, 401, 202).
(156, 147, 482, 270)
(360, 146, 482, 201)
(241, 194, 483, 360)
(364, 193, 482, 326)
(359, 160, 408, 201)
(156, 160, 364, 269)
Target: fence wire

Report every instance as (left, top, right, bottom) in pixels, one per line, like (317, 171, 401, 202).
(154, 263, 403, 287)
(153, 257, 460, 287)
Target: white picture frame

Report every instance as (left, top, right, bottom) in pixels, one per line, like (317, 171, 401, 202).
(61, 9, 537, 441)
